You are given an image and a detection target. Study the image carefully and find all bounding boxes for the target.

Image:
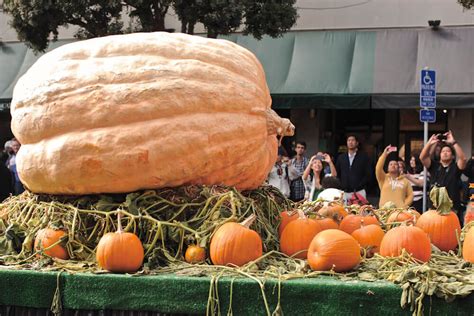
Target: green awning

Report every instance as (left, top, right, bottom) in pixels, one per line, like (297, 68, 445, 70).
(1, 27, 474, 108)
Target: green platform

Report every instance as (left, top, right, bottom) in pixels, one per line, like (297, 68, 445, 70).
(0, 269, 473, 315)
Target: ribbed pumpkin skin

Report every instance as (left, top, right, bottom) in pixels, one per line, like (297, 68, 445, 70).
(280, 217, 322, 259)
(96, 231, 144, 273)
(11, 32, 292, 194)
(379, 225, 431, 263)
(351, 224, 385, 257)
(307, 229, 360, 272)
(278, 210, 299, 237)
(210, 221, 262, 266)
(463, 227, 474, 263)
(315, 217, 339, 231)
(339, 214, 379, 235)
(185, 245, 206, 264)
(416, 210, 461, 252)
(34, 228, 69, 260)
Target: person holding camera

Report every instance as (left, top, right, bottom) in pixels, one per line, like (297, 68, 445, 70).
(302, 153, 337, 201)
(267, 147, 299, 198)
(420, 131, 467, 222)
(376, 145, 413, 208)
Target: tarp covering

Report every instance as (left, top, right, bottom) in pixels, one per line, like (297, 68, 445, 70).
(0, 270, 473, 315)
(0, 39, 75, 99)
(0, 27, 473, 108)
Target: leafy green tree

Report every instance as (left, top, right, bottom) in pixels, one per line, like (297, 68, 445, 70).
(458, 0, 474, 9)
(124, 0, 173, 32)
(174, 0, 298, 39)
(4, 0, 298, 52)
(4, 0, 123, 52)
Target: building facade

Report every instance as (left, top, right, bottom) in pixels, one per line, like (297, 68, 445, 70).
(1, 0, 474, 163)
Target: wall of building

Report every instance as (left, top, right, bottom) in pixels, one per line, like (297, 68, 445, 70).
(290, 109, 320, 156)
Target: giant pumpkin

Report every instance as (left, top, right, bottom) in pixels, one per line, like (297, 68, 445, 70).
(10, 32, 294, 194)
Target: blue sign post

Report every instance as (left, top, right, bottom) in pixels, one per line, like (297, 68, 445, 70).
(420, 109, 436, 123)
(420, 68, 436, 213)
(420, 69, 436, 109)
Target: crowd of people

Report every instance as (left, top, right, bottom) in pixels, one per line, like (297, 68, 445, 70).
(267, 131, 473, 226)
(1, 138, 24, 200)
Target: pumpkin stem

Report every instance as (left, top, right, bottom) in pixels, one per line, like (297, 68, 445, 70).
(429, 186, 453, 215)
(117, 210, 123, 233)
(265, 109, 295, 137)
(297, 209, 306, 220)
(241, 214, 257, 228)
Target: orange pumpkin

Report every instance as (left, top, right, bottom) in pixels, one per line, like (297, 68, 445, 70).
(34, 228, 69, 259)
(416, 210, 461, 252)
(416, 187, 461, 252)
(317, 202, 347, 223)
(314, 217, 339, 231)
(279, 210, 299, 236)
(380, 225, 431, 263)
(280, 210, 322, 259)
(210, 214, 262, 266)
(386, 209, 421, 228)
(96, 212, 144, 273)
(307, 229, 361, 272)
(185, 245, 206, 264)
(462, 226, 474, 263)
(11, 32, 295, 195)
(339, 209, 379, 235)
(351, 223, 385, 257)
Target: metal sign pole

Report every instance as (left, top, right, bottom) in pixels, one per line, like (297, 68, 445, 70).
(422, 120, 428, 212)
(420, 67, 436, 213)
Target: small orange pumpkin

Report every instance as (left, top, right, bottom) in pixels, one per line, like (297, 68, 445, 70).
(210, 214, 262, 266)
(416, 187, 461, 252)
(307, 229, 361, 272)
(185, 245, 206, 263)
(280, 210, 322, 259)
(279, 210, 299, 236)
(96, 211, 144, 273)
(34, 228, 69, 259)
(314, 216, 339, 231)
(462, 226, 474, 263)
(351, 222, 385, 257)
(386, 209, 421, 228)
(380, 224, 431, 263)
(317, 202, 348, 223)
(339, 207, 380, 235)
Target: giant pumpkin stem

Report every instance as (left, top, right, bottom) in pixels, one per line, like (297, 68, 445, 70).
(241, 214, 257, 228)
(430, 186, 453, 215)
(265, 109, 295, 137)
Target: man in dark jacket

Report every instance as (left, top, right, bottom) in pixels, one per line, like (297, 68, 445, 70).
(336, 135, 371, 204)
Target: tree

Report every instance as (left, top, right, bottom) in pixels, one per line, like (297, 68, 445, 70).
(124, 0, 173, 32)
(458, 0, 474, 9)
(4, 0, 123, 52)
(4, 0, 298, 52)
(174, 0, 298, 39)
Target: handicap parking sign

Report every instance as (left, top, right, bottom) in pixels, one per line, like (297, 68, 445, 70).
(420, 69, 436, 108)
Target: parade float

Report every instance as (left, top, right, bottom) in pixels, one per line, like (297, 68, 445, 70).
(0, 32, 473, 316)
